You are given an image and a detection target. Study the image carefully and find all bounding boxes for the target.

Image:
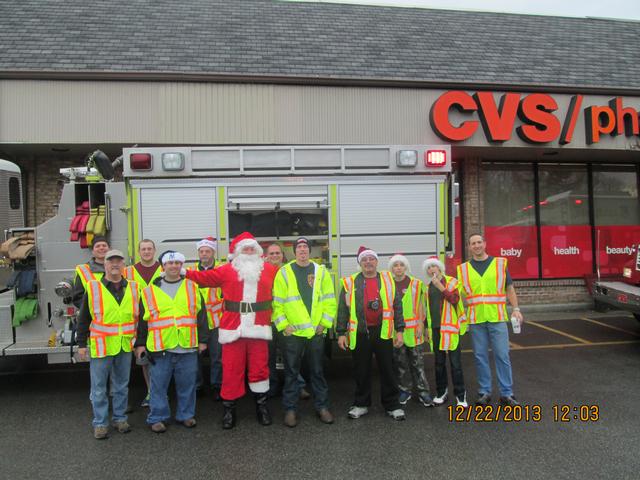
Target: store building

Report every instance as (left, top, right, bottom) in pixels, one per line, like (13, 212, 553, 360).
(0, 0, 638, 306)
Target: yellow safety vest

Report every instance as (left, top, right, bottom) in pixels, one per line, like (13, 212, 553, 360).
(341, 271, 395, 350)
(457, 257, 508, 324)
(140, 279, 202, 352)
(75, 263, 104, 289)
(187, 265, 223, 330)
(398, 276, 425, 348)
(272, 261, 337, 338)
(87, 280, 139, 358)
(425, 275, 467, 351)
(123, 264, 163, 289)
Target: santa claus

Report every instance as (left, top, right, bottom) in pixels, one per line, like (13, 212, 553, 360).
(185, 231, 278, 429)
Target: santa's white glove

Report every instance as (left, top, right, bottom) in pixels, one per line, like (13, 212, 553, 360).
(180, 268, 187, 276)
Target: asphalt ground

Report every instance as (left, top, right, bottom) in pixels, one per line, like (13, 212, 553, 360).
(1, 310, 640, 480)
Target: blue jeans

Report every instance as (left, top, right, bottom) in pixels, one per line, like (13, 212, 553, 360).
(209, 329, 222, 387)
(196, 329, 222, 388)
(470, 322, 514, 397)
(281, 333, 329, 412)
(89, 351, 132, 427)
(269, 329, 306, 396)
(148, 351, 198, 424)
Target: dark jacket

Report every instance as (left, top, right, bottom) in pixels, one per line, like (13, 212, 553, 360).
(134, 276, 209, 349)
(76, 277, 131, 348)
(336, 272, 405, 336)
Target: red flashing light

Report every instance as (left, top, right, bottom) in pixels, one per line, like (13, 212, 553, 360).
(575, 199, 583, 205)
(425, 150, 447, 167)
(130, 153, 152, 170)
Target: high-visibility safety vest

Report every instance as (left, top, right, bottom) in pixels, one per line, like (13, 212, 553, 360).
(75, 263, 103, 289)
(425, 275, 467, 351)
(140, 279, 202, 352)
(341, 271, 395, 350)
(123, 264, 163, 289)
(272, 261, 337, 338)
(86, 280, 139, 358)
(397, 276, 425, 348)
(187, 266, 223, 330)
(457, 257, 508, 324)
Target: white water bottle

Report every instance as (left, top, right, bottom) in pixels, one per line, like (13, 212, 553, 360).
(511, 314, 521, 334)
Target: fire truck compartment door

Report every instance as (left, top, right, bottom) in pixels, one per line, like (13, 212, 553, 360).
(139, 186, 218, 258)
(227, 185, 328, 211)
(338, 182, 439, 276)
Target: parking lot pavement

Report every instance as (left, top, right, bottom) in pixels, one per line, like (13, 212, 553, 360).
(1, 310, 639, 479)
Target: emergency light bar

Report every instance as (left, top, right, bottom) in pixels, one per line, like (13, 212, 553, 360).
(396, 150, 418, 167)
(130, 153, 152, 171)
(425, 150, 446, 167)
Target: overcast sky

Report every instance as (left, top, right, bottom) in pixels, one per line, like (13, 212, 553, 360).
(297, 0, 640, 21)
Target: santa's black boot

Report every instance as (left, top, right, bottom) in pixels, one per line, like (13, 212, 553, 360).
(222, 400, 236, 430)
(254, 393, 272, 426)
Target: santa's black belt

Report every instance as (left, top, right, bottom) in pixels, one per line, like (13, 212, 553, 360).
(224, 300, 272, 313)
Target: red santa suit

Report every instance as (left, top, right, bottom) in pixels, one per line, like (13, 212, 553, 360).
(186, 232, 278, 400)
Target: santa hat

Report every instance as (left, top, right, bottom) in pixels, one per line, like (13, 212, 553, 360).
(357, 245, 378, 264)
(197, 236, 217, 251)
(422, 256, 445, 274)
(388, 253, 411, 273)
(229, 231, 263, 258)
(160, 250, 186, 265)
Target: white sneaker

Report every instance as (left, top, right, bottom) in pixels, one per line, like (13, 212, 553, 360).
(433, 388, 448, 406)
(348, 406, 369, 419)
(456, 393, 468, 408)
(386, 408, 406, 421)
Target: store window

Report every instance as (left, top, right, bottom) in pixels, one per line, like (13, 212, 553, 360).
(483, 163, 539, 278)
(538, 164, 591, 278)
(593, 166, 640, 275)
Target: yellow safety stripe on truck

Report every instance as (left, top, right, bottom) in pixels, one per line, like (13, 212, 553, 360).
(131, 187, 140, 262)
(329, 184, 340, 293)
(217, 186, 227, 262)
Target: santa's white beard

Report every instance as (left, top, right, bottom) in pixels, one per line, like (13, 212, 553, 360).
(232, 253, 264, 284)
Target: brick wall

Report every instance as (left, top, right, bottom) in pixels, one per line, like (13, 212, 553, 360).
(14, 155, 83, 226)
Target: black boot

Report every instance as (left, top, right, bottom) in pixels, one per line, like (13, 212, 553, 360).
(255, 393, 272, 426)
(222, 400, 236, 430)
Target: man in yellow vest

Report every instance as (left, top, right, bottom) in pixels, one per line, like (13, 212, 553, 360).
(123, 238, 162, 408)
(388, 254, 433, 407)
(423, 256, 468, 407)
(72, 236, 110, 308)
(135, 251, 209, 433)
(191, 237, 224, 401)
(266, 242, 311, 400)
(457, 234, 524, 407)
(76, 249, 139, 439)
(336, 246, 406, 421)
(272, 237, 336, 427)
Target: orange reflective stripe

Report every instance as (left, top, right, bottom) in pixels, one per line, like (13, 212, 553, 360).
(146, 287, 161, 321)
(496, 258, 506, 292)
(458, 264, 470, 295)
(78, 264, 96, 285)
(343, 277, 354, 307)
(123, 266, 134, 281)
(380, 272, 394, 337)
(130, 283, 140, 317)
(94, 336, 106, 357)
(89, 281, 104, 323)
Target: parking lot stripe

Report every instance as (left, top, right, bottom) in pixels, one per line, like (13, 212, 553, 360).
(509, 341, 523, 349)
(580, 316, 640, 337)
(526, 320, 591, 344)
(424, 339, 640, 355)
